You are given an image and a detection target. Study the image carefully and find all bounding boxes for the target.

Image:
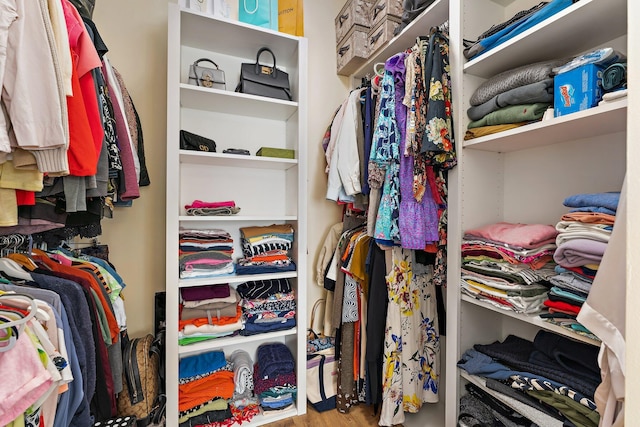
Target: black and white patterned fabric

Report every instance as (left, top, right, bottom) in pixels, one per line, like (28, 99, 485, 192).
(93, 416, 136, 427)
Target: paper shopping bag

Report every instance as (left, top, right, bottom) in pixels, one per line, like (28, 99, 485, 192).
(278, 0, 304, 36)
(239, 0, 278, 31)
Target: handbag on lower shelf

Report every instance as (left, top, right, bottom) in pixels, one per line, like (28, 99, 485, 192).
(180, 130, 217, 152)
(236, 47, 292, 101)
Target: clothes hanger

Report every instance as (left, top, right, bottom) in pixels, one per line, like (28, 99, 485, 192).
(373, 62, 385, 77)
(0, 293, 38, 352)
(0, 258, 33, 281)
(0, 293, 51, 322)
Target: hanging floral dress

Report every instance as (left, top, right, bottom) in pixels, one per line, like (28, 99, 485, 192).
(370, 57, 403, 245)
(379, 247, 440, 426)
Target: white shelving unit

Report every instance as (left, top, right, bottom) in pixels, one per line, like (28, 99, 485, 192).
(446, 0, 628, 425)
(166, 3, 308, 425)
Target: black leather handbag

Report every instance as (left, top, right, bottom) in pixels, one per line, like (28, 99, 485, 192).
(236, 47, 292, 101)
(179, 130, 217, 152)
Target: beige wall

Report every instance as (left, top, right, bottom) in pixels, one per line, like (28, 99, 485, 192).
(92, 0, 348, 336)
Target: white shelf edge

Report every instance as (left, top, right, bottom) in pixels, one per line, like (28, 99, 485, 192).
(178, 271, 298, 288)
(179, 150, 299, 169)
(460, 372, 564, 427)
(180, 83, 299, 108)
(178, 327, 298, 356)
(461, 295, 601, 346)
(179, 215, 298, 222)
(463, 99, 627, 152)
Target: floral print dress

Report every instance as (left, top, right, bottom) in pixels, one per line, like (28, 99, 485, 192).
(379, 247, 440, 426)
(370, 62, 402, 245)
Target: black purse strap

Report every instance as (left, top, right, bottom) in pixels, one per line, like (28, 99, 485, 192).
(193, 58, 219, 69)
(254, 47, 278, 79)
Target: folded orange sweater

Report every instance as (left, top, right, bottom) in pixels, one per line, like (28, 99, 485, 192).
(178, 305, 242, 330)
(179, 370, 235, 412)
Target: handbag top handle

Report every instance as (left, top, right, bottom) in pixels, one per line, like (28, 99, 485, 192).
(193, 58, 220, 69)
(254, 47, 278, 79)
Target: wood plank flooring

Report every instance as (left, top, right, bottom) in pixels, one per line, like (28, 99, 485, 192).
(263, 403, 382, 427)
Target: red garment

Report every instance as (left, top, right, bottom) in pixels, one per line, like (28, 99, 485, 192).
(62, 0, 103, 176)
(15, 190, 35, 206)
(543, 299, 581, 315)
(66, 55, 97, 176)
(79, 71, 104, 164)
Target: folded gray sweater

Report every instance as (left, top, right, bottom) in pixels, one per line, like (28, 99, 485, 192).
(470, 59, 567, 106)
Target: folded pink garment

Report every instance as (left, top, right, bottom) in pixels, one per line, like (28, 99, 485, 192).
(185, 200, 236, 209)
(464, 222, 558, 249)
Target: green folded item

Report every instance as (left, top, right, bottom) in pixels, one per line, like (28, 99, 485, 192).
(467, 103, 550, 129)
(256, 147, 295, 159)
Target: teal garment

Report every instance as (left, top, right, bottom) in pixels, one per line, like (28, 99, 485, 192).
(468, 103, 550, 128)
(370, 66, 401, 244)
(549, 286, 588, 304)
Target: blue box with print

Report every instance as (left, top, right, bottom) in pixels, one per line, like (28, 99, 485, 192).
(554, 63, 605, 117)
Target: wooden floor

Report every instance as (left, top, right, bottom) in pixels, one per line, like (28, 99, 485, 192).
(263, 404, 382, 427)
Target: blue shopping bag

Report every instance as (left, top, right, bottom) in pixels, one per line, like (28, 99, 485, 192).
(239, 0, 278, 31)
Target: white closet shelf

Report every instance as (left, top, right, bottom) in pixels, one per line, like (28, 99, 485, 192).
(464, 0, 627, 78)
(179, 149, 298, 169)
(463, 99, 627, 152)
(178, 327, 298, 357)
(351, 0, 449, 80)
(460, 372, 564, 427)
(180, 84, 298, 120)
(461, 295, 601, 347)
(177, 271, 298, 288)
(179, 215, 298, 222)
(179, 7, 300, 64)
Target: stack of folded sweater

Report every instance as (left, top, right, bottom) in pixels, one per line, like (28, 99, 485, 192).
(178, 350, 235, 426)
(178, 284, 243, 346)
(458, 330, 601, 427)
(254, 343, 297, 415)
(544, 192, 619, 340)
(179, 228, 234, 279)
(461, 222, 558, 314)
(235, 224, 296, 275)
(237, 278, 296, 336)
(464, 59, 567, 140)
(184, 199, 241, 216)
